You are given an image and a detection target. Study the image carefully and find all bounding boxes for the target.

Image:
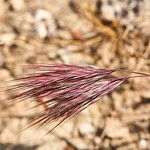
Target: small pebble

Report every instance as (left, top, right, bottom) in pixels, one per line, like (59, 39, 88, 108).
(10, 0, 26, 11)
(139, 139, 149, 149)
(35, 9, 57, 39)
(79, 123, 95, 136)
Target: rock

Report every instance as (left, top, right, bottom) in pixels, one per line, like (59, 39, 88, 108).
(70, 138, 89, 150)
(101, 5, 115, 20)
(20, 128, 53, 145)
(0, 0, 9, 21)
(0, 69, 11, 81)
(0, 33, 16, 45)
(57, 30, 72, 39)
(35, 9, 57, 39)
(112, 93, 124, 111)
(138, 139, 149, 150)
(97, 42, 114, 66)
(79, 123, 95, 137)
(47, 46, 58, 59)
(10, 0, 26, 11)
(0, 119, 20, 143)
(37, 140, 67, 150)
(53, 121, 74, 139)
(105, 118, 130, 139)
(58, 50, 93, 65)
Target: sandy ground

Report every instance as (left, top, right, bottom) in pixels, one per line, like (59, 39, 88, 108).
(0, 0, 150, 150)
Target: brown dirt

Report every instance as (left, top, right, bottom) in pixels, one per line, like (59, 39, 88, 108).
(0, 0, 150, 150)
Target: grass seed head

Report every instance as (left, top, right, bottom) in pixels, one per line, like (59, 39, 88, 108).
(6, 64, 150, 132)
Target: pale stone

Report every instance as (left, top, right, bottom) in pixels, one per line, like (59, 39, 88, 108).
(79, 123, 95, 136)
(105, 118, 130, 139)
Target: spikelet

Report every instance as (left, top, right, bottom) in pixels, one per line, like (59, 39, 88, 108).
(6, 64, 150, 132)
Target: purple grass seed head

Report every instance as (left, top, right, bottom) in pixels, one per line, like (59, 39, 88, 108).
(6, 64, 150, 132)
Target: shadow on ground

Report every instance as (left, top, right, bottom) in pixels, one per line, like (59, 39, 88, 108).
(0, 143, 38, 150)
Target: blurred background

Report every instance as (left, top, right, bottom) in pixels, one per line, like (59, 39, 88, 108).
(0, 0, 150, 150)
